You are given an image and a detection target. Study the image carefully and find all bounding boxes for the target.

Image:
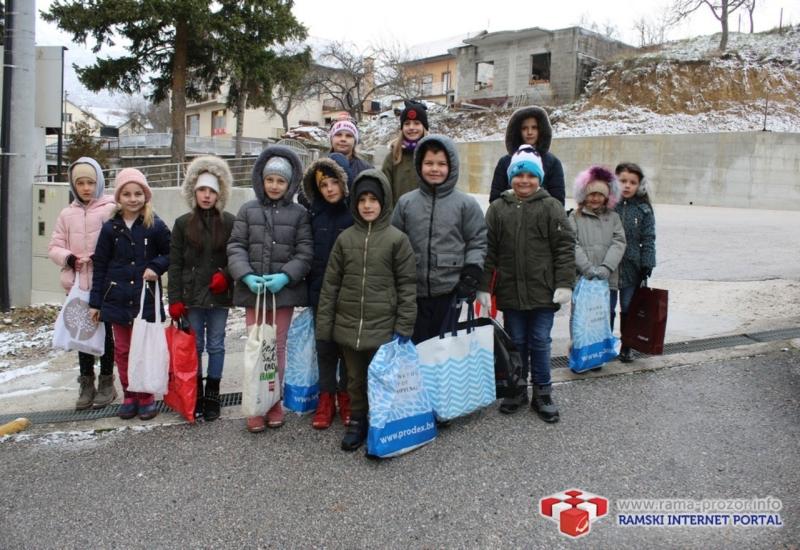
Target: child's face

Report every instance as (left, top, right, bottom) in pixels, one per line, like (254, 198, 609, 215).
(586, 190, 608, 211)
(331, 131, 356, 157)
(420, 149, 449, 186)
(74, 177, 97, 202)
(263, 175, 289, 200)
(118, 183, 146, 215)
(402, 119, 424, 141)
(357, 192, 381, 222)
(520, 117, 539, 146)
(618, 170, 641, 199)
(318, 177, 343, 204)
(195, 186, 219, 210)
(511, 172, 540, 198)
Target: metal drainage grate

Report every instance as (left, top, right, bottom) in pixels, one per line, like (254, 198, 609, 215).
(1, 326, 797, 426)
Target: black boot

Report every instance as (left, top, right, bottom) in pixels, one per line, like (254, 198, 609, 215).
(204, 378, 221, 421)
(618, 314, 634, 363)
(499, 385, 529, 414)
(341, 414, 368, 452)
(194, 376, 205, 420)
(531, 385, 560, 423)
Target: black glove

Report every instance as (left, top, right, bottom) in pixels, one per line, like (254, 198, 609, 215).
(640, 267, 653, 280)
(66, 254, 77, 269)
(456, 264, 482, 302)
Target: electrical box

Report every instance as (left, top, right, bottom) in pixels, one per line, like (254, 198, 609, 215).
(31, 182, 71, 304)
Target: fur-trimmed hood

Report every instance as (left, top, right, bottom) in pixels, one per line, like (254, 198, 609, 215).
(505, 106, 554, 155)
(301, 155, 349, 209)
(574, 165, 621, 209)
(68, 157, 106, 201)
(182, 155, 233, 211)
(251, 145, 304, 206)
(413, 134, 460, 196)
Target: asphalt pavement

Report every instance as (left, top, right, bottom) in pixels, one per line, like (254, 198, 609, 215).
(2, 348, 798, 548)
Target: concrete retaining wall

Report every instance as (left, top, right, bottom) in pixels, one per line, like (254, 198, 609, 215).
(456, 132, 800, 210)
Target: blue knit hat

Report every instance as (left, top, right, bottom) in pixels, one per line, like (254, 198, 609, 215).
(507, 145, 544, 183)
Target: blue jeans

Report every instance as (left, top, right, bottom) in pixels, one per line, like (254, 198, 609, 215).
(610, 286, 637, 331)
(187, 307, 229, 380)
(503, 309, 555, 387)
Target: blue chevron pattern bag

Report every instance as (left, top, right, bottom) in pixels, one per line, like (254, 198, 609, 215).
(367, 338, 437, 458)
(284, 308, 320, 414)
(569, 277, 620, 372)
(416, 302, 496, 421)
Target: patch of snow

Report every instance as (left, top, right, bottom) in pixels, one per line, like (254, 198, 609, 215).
(0, 326, 55, 357)
(0, 361, 50, 385)
(0, 386, 62, 399)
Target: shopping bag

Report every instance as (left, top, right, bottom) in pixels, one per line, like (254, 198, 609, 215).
(416, 301, 496, 421)
(164, 318, 199, 423)
(568, 277, 620, 373)
(622, 282, 668, 355)
(241, 291, 281, 417)
(52, 271, 106, 356)
(490, 318, 524, 399)
(128, 282, 170, 395)
(284, 308, 320, 414)
(367, 338, 437, 458)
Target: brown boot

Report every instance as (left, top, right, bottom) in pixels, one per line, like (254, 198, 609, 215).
(93, 374, 117, 408)
(75, 375, 95, 410)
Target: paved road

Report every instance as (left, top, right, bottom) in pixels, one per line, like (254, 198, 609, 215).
(2, 350, 798, 548)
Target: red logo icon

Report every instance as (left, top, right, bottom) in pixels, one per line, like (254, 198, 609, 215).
(407, 109, 417, 120)
(540, 489, 609, 539)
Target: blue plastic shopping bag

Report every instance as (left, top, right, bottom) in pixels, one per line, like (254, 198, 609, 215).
(284, 308, 319, 414)
(569, 278, 620, 372)
(367, 339, 437, 458)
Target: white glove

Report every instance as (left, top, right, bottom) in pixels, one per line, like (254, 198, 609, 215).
(553, 288, 572, 305)
(477, 291, 492, 311)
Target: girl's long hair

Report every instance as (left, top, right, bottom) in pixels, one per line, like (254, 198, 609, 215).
(615, 162, 653, 207)
(390, 127, 428, 165)
(116, 202, 155, 228)
(185, 206, 227, 253)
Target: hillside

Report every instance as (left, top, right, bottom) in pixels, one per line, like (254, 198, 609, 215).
(357, 26, 800, 149)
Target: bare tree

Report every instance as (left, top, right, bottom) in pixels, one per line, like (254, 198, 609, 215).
(670, 0, 748, 50)
(743, 0, 757, 32)
(576, 13, 622, 40)
(266, 69, 319, 132)
(633, 7, 676, 46)
(146, 100, 172, 133)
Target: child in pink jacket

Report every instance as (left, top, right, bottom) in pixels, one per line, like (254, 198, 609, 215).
(48, 157, 117, 410)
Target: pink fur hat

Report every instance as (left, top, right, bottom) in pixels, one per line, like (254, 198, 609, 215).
(574, 165, 620, 209)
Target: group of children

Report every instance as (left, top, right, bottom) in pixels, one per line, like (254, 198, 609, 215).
(49, 103, 656, 453)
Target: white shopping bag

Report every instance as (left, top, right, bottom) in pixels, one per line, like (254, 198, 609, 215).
(52, 271, 106, 356)
(241, 290, 281, 417)
(128, 282, 169, 395)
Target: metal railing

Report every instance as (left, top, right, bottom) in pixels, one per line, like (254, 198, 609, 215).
(45, 133, 268, 159)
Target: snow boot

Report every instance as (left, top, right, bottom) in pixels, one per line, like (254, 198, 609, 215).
(194, 376, 205, 420)
(75, 375, 95, 411)
(341, 413, 368, 452)
(618, 314, 634, 363)
(93, 374, 117, 408)
(531, 385, 559, 423)
(337, 391, 352, 426)
(203, 378, 221, 422)
(312, 392, 336, 430)
(499, 385, 529, 415)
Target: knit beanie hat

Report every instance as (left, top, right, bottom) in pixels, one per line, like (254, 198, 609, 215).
(507, 145, 544, 183)
(195, 172, 220, 194)
(585, 181, 609, 198)
(114, 168, 152, 203)
(71, 162, 97, 184)
(400, 100, 429, 130)
(262, 156, 294, 182)
(329, 119, 359, 144)
(355, 177, 385, 209)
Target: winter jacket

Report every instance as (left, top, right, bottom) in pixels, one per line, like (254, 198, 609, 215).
(381, 146, 417, 202)
(489, 106, 566, 205)
(90, 212, 171, 324)
(567, 207, 627, 290)
(483, 188, 575, 311)
(345, 154, 373, 187)
(302, 157, 354, 308)
(227, 146, 313, 309)
(615, 197, 656, 288)
(169, 156, 236, 309)
(316, 170, 417, 350)
(48, 157, 116, 292)
(391, 135, 487, 298)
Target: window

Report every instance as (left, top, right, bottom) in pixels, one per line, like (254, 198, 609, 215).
(211, 109, 227, 135)
(62, 113, 72, 123)
(530, 53, 551, 83)
(475, 61, 494, 91)
(421, 74, 433, 95)
(441, 72, 451, 92)
(187, 114, 200, 136)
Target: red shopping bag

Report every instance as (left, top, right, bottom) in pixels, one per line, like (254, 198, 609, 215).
(164, 321, 199, 423)
(622, 283, 668, 355)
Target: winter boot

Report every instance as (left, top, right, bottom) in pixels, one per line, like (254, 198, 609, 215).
(618, 314, 634, 363)
(337, 391, 352, 426)
(194, 376, 205, 420)
(499, 385, 529, 415)
(75, 375, 96, 410)
(203, 378, 221, 422)
(531, 385, 559, 423)
(312, 392, 336, 430)
(341, 413, 368, 452)
(93, 374, 117, 408)
(266, 401, 285, 428)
